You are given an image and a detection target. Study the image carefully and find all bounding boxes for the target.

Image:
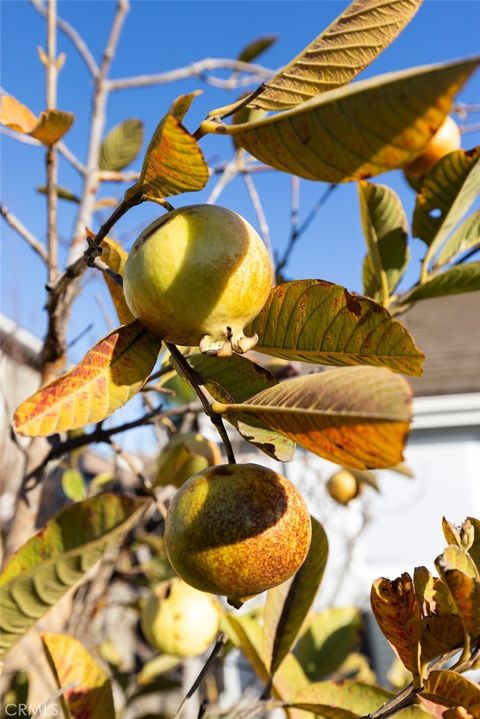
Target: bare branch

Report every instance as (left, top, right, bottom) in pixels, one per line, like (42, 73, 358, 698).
(242, 172, 272, 257)
(31, 0, 99, 77)
(45, 0, 59, 283)
(276, 183, 337, 276)
(207, 158, 239, 204)
(0, 203, 48, 262)
(0, 126, 41, 146)
(100, 0, 129, 77)
(107, 58, 272, 91)
(23, 401, 202, 488)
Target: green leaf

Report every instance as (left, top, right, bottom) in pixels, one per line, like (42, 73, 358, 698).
(0, 494, 148, 658)
(248, 280, 424, 376)
(412, 146, 480, 262)
(99, 119, 143, 172)
(213, 366, 412, 470)
(405, 262, 480, 302)
(41, 632, 116, 719)
(435, 210, 480, 267)
(358, 181, 409, 302)
(237, 35, 277, 64)
(264, 517, 328, 676)
(61, 469, 87, 502)
(126, 94, 208, 201)
(245, 0, 422, 110)
(288, 681, 431, 719)
(36, 185, 81, 203)
(204, 57, 479, 183)
(295, 607, 363, 681)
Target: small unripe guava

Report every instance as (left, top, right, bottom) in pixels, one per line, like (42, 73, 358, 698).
(326, 469, 360, 505)
(155, 432, 221, 488)
(123, 205, 273, 356)
(404, 116, 461, 180)
(164, 463, 312, 607)
(141, 578, 220, 657)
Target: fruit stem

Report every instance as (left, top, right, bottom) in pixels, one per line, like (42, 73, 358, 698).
(166, 343, 237, 464)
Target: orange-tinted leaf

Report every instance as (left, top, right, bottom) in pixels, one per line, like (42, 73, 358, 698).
(214, 366, 412, 469)
(42, 632, 115, 719)
(0, 95, 74, 144)
(466, 517, 480, 571)
(13, 321, 161, 436)
(436, 548, 480, 642)
(371, 573, 422, 682)
(100, 236, 134, 324)
(125, 93, 208, 202)
(422, 671, 480, 718)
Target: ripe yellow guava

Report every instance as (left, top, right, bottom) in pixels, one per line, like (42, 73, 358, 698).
(154, 432, 221, 488)
(404, 116, 461, 180)
(141, 578, 220, 657)
(326, 469, 360, 506)
(123, 204, 273, 356)
(164, 463, 312, 607)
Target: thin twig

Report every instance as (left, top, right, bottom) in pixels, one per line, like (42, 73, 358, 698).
(107, 59, 272, 91)
(166, 344, 236, 464)
(0, 126, 41, 146)
(97, 169, 140, 182)
(276, 183, 337, 275)
(0, 204, 48, 262)
(174, 634, 228, 719)
(31, 0, 99, 77)
(242, 173, 272, 258)
(207, 158, 239, 204)
(45, 0, 59, 283)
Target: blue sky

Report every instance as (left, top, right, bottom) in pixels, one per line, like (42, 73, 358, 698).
(1, 0, 480, 362)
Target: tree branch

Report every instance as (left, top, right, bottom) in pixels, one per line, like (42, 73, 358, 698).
(107, 58, 272, 91)
(31, 0, 99, 77)
(276, 183, 337, 276)
(243, 172, 272, 258)
(23, 401, 202, 488)
(45, 0, 59, 283)
(0, 203, 48, 262)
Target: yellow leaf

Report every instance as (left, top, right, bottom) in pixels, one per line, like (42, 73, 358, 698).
(126, 93, 208, 201)
(206, 57, 479, 183)
(41, 632, 115, 719)
(100, 235, 135, 324)
(0, 94, 74, 145)
(13, 321, 161, 436)
(247, 0, 422, 110)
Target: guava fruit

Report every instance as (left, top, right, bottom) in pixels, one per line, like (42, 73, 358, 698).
(326, 469, 360, 505)
(404, 116, 461, 180)
(164, 463, 312, 607)
(141, 578, 220, 657)
(155, 432, 221, 488)
(123, 204, 273, 356)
